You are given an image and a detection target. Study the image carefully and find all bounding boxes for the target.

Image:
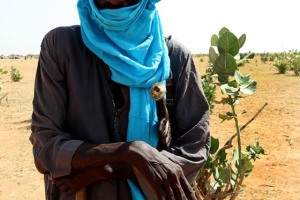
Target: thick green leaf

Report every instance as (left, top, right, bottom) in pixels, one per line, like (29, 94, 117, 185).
(213, 166, 231, 186)
(254, 140, 260, 148)
(218, 149, 227, 164)
(234, 54, 241, 60)
(204, 154, 213, 169)
(213, 167, 220, 180)
(233, 148, 239, 168)
(220, 84, 239, 95)
(234, 70, 251, 86)
(218, 27, 230, 37)
(218, 32, 240, 57)
(240, 80, 257, 95)
(214, 53, 238, 76)
(217, 74, 229, 84)
(209, 47, 218, 64)
(236, 60, 244, 67)
(238, 34, 246, 49)
(244, 159, 254, 177)
(228, 80, 238, 88)
(210, 136, 220, 154)
(219, 113, 233, 122)
(218, 167, 231, 184)
(211, 34, 219, 46)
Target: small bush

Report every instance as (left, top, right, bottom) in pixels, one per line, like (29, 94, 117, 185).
(273, 60, 289, 74)
(10, 66, 23, 82)
(291, 56, 300, 76)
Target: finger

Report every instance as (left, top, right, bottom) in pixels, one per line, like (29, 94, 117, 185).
(57, 182, 76, 196)
(66, 187, 76, 196)
(162, 179, 175, 200)
(179, 176, 197, 200)
(58, 183, 70, 193)
(166, 169, 186, 200)
(55, 179, 66, 188)
(172, 178, 186, 200)
(151, 179, 166, 199)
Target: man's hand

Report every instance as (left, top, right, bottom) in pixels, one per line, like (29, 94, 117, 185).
(54, 167, 102, 196)
(126, 141, 197, 200)
(54, 163, 137, 196)
(61, 141, 196, 199)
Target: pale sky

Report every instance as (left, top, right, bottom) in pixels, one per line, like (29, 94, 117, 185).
(0, 0, 299, 55)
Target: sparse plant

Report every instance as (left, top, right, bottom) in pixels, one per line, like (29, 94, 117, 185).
(0, 67, 8, 91)
(0, 67, 8, 104)
(195, 27, 265, 200)
(260, 52, 269, 63)
(201, 65, 217, 112)
(269, 54, 275, 61)
(289, 51, 300, 76)
(10, 66, 23, 82)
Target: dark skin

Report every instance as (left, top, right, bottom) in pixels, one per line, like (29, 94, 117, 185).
(53, 0, 197, 199)
(94, 0, 140, 9)
(54, 141, 196, 199)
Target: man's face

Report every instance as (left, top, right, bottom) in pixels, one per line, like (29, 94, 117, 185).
(94, 0, 140, 9)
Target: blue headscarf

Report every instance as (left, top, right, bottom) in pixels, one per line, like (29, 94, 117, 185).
(77, 0, 170, 198)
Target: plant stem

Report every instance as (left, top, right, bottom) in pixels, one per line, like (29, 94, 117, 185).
(230, 99, 242, 192)
(214, 102, 268, 157)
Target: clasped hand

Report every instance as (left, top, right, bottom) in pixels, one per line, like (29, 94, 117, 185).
(54, 141, 196, 200)
(125, 141, 196, 200)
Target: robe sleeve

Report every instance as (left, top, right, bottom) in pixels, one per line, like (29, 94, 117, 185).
(162, 37, 210, 183)
(29, 29, 83, 178)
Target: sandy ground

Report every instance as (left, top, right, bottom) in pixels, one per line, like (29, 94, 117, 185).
(0, 56, 299, 199)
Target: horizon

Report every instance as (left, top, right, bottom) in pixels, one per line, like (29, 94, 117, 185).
(0, 0, 299, 55)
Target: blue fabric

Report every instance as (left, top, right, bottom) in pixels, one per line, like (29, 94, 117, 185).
(77, 0, 170, 199)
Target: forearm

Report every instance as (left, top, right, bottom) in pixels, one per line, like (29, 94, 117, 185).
(71, 142, 130, 170)
(71, 162, 137, 182)
(53, 142, 138, 194)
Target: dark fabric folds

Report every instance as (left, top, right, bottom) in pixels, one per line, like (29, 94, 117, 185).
(30, 25, 210, 200)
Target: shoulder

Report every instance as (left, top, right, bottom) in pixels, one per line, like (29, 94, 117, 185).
(165, 36, 194, 81)
(39, 25, 94, 65)
(43, 25, 81, 41)
(41, 25, 82, 50)
(165, 35, 192, 59)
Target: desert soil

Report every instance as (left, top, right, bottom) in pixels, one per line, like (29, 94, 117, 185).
(0, 56, 299, 200)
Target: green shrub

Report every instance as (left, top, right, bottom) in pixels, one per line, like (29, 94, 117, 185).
(290, 54, 300, 76)
(195, 27, 265, 200)
(10, 66, 23, 82)
(273, 60, 289, 74)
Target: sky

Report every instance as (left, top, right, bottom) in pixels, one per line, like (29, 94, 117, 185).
(0, 0, 299, 55)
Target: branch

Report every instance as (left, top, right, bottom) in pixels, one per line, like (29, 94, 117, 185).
(215, 102, 268, 157)
(0, 93, 8, 104)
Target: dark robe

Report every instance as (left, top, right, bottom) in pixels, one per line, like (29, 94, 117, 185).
(30, 25, 210, 200)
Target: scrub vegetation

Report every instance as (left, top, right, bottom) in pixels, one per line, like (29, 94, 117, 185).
(194, 27, 265, 200)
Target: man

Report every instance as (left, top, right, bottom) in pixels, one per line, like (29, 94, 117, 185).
(30, 0, 210, 199)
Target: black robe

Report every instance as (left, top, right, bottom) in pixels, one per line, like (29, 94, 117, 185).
(30, 25, 210, 200)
